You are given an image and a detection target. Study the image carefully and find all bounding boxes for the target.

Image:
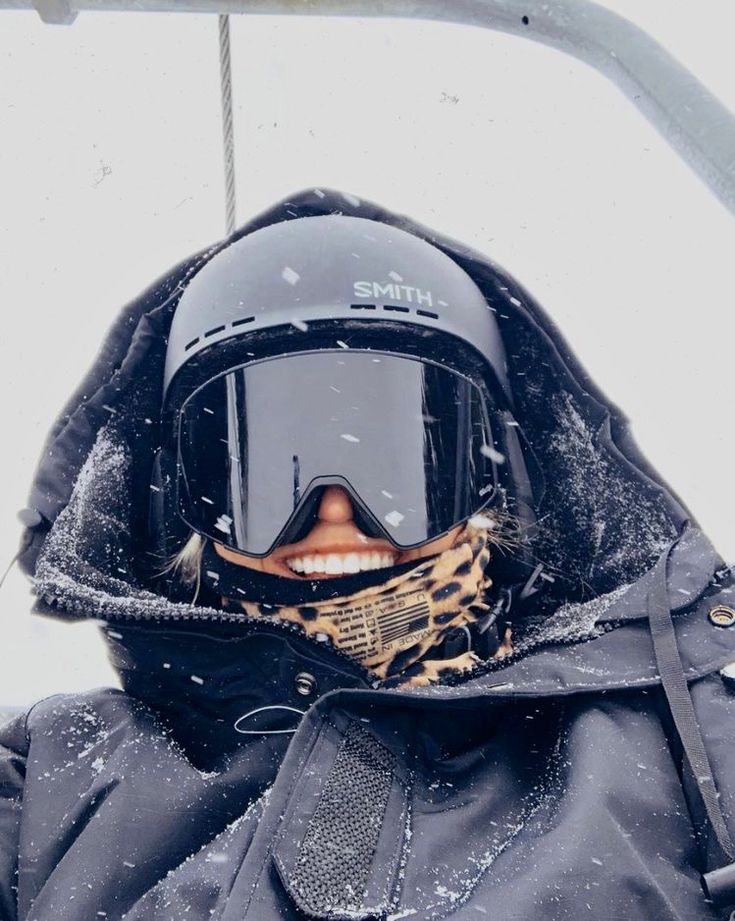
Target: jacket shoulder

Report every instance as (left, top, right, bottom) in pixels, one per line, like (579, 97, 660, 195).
(25, 687, 149, 735)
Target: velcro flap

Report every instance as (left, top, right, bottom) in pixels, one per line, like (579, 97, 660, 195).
(273, 720, 408, 920)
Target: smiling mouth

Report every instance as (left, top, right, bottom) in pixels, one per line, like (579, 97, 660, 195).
(285, 550, 397, 576)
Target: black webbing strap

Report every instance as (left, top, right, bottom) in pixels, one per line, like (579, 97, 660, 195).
(647, 538, 735, 907)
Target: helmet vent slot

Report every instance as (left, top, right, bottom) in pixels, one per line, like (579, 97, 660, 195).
(350, 303, 440, 319)
(185, 316, 255, 352)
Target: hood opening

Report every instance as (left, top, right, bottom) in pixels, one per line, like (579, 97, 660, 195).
(24, 187, 692, 656)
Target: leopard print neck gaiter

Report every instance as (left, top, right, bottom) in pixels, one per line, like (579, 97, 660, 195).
(227, 525, 505, 687)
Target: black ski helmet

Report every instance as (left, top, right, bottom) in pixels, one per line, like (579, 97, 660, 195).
(153, 214, 536, 558)
(163, 215, 511, 401)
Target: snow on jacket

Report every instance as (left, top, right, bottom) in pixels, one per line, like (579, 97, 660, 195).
(1, 188, 734, 921)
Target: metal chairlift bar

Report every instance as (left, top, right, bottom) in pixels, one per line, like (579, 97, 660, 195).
(8, 0, 735, 219)
(32, 0, 76, 22)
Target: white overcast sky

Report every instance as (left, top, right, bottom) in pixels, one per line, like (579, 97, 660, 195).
(1, 2, 733, 707)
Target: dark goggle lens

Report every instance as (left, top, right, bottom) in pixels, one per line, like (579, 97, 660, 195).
(176, 351, 499, 555)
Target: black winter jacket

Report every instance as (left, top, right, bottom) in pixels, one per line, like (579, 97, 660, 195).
(1, 188, 734, 921)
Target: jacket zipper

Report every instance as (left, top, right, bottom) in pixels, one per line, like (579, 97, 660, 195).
(38, 589, 376, 686)
(35, 587, 602, 692)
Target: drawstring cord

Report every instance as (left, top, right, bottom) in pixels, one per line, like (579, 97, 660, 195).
(234, 704, 306, 736)
(648, 532, 735, 910)
(0, 528, 34, 591)
(0, 549, 21, 591)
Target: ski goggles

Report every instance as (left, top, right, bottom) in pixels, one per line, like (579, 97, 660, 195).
(175, 350, 502, 556)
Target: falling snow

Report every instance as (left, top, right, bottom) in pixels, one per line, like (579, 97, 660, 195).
(468, 513, 496, 530)
(341, 191, 361, 207)
(480, 444, 505, 464)
(214, 514, 233, 534)
(281, 266, 300, 285)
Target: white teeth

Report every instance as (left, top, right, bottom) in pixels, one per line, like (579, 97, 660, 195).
(285, 550, 397, 574)
(343, 553, 360, 573)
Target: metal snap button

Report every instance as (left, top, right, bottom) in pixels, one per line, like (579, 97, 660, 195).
(294, 671, 317, 697)
(708, 606, 735, 628)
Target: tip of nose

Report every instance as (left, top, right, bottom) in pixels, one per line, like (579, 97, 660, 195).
(317, 485, 354, 522)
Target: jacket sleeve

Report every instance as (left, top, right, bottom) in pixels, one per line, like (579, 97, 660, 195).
(0, 715, 27, 921)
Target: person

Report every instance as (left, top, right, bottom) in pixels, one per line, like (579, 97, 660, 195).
(1, 187, 734, 921)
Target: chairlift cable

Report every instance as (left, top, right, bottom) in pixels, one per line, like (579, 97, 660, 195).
(218, 13, 237, 235)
